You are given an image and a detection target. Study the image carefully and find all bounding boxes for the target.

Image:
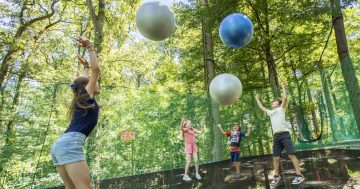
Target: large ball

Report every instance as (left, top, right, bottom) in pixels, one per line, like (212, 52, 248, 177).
(209, 73, 243, 105)
(136, 2, 175, 41)
(219, 13, 254, 48)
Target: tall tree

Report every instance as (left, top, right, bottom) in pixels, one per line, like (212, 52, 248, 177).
(330, 0, 360, 134)
(318, 61, 338, 141)
(85, 0, 106, 187)
(86, 0, 105, 54)
(199, 0, 223, 161)
(305, 80, 320, 136)
(0, 0, 59, 88)
(247, 0, 280, 97)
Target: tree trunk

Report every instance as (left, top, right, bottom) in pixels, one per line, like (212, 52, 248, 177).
(0, 79, 10, 129)
(327, 75, 346, 136)
(0, 70, 26, 175)
(86, 0, 105, 54)
(250, 0, 280, 97)
(0, 53, 13, 89)
(86, 0, 106, 188)
(330, 0, 360, 134)
(251, 91, 264, 155)
(288, 82, 312, 141)
(305, 80, 320, 136)
(319, 61, 337, 141)
(264, 0, 279, 97)
(199, 0, 223, 161)
(288, 112, 297, 145)
(286, 83, 298, 142)
(265, 42, 280, 97)
(259, 61, 273, 153)
(260, 61, 274, 137)
(86, 1, 106, 187)
(289, 63, 312, 141)
(317, 92, 327, 142)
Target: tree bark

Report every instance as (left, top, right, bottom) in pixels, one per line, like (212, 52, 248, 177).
(319, 61, 337, 141)
(86, 0, 105, 54)
(305, 80, 320, 136)
(0, 70, 26, 176)
(251, 92, 264, 155)
(330, 0, 360, 134)
(85, 1, 106, 187)
(327, 75, 346, 135)
(287, 81, 312, 141)
(249, 0, 280, 97)
(317, 92, 327, 142)
(289, 60, 312, 141)
(265, 42, 280, 97)
(199, 0, 223, 161)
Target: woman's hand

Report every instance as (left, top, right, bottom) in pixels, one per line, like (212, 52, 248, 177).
(75, 36, 92, 47)
(78, 55, 89, 67)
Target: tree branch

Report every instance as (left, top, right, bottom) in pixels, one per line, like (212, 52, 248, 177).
(34, 20, 62, 41)
(15, 0, 59, 38)
(34, 1, 68, 41)
(86, 0, 97, 24)
(38, 2, 49, 15)
(246, 0, 266, 34)
(274, 41, 332, 63)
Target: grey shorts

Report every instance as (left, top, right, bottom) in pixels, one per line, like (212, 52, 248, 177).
(51, 132, 86, 166)
(272, 132, 296, 157)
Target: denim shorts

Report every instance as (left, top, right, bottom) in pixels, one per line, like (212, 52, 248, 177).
(230, 151, 240, 162)
(272, 132, 296, 157)
(51, 132, 86, 166)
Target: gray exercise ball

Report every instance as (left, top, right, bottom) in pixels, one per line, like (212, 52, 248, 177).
(136, 2, 175, 41)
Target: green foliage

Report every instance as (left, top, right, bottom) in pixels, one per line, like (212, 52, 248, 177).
(0, 0, 359, 188)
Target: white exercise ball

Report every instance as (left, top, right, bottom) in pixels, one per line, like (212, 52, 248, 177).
(209, 73, 243, 105)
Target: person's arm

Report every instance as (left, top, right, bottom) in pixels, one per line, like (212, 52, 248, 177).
(281, 84, 288, 109)
(180, 118, 185, 137)
(245, 123, 252, 137)
(216, 124, 227, 135)
(199, 120, 205, 134)
(78, 55, 90, 77)
(76, 36, 101, 98)
(194, 120, 205, 134)
(255, 93, 270, 113)
(180, 118, 189, 132)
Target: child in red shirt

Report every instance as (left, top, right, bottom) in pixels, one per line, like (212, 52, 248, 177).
(217, 122, 252, 178)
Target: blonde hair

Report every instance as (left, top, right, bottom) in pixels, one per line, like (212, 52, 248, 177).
(180, 118, 189, 138)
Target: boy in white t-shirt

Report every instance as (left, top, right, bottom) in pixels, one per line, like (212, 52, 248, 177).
(255, 84, 305, 185)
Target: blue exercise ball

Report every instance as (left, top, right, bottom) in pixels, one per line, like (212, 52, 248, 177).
(136, 2, 175, 41)
(219, 13, 254, 48)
